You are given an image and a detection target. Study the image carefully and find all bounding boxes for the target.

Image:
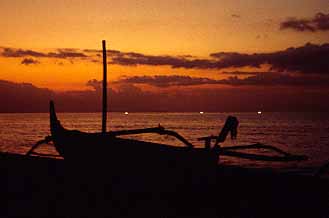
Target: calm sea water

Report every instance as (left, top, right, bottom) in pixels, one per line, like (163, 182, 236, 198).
(1, 112, 329, 173)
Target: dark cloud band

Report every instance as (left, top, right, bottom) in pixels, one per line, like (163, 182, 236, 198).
(1, 79, 328, 112)
(210, 43, 329, 75)
(115, 74, 329, 87)
(2, 43, 329, 75)
(21, 58, 40, 65)
(1, 48, 87, 59)
(280, 12, 329, 32)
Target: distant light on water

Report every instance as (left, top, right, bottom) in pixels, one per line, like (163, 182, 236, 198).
(199, 111, 204, 114)
(124, 112, 129, 115)
(257, 111, 262, 115)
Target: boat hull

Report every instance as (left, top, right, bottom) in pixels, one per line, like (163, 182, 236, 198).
(52, 131, 220, 191)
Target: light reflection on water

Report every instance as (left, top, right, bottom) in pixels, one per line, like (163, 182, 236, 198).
(0, 112, 329, 171)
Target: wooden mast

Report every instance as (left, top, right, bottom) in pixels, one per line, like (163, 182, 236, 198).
(102, 40, 107, 133)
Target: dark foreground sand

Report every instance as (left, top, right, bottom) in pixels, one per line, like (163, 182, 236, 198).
(1, 152, 328, 218)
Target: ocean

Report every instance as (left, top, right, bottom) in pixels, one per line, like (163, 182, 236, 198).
(1, 112, 329, 173)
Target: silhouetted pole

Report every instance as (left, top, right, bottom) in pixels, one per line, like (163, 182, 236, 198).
(102, 40, 107, 133)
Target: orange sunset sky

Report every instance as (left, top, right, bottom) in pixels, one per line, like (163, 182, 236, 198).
(0, 0, 329, 112)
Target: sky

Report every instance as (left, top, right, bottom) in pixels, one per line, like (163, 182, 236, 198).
(0, 0, 329, 112)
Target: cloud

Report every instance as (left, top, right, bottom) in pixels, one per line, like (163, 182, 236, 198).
(0, 80, 53, 112)
(223, 73, 329, 86)
(280, 12, 329, 32)
(47, 49, 87, 58)
(2, 43, 329, 75)
(231, 14, 241, 19)
(221, 71, 265, 75)
(86, 79, 102, 91)
(1, 79, 328, 112)
(116, 75, 220, 87)
(109, 52, 213, 69)
(2, 48, 45, 57)
(21, 58, 40, 65)
(55, 61, 64, 66)
(115, 73, 329, 87)
(83, 49, 213, 69)
(256, 34, 268, 39)
(83, 49, 126, 56)
(210, 43, 329, 74)
(1, 47, 87, 59)
(106, 43, 329, 75)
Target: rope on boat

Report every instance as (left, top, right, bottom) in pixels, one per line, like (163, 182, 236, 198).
(218, 143, 308, 162)
(222, 143, 291, 155)
(110, 125, 194, 148)
(25, 136, 61, 157)
(157, 128, 194, 148)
